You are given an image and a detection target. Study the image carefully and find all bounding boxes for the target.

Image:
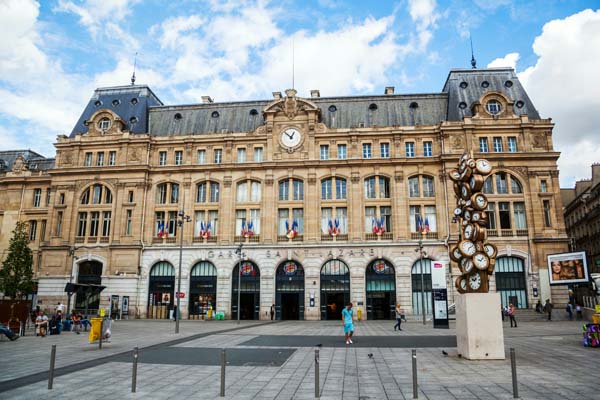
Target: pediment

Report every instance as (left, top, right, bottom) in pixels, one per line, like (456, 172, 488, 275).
(263, 89, 320, 120)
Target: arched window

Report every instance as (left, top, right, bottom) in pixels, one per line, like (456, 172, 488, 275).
(150, 261, 175, 276)
(321, 177, 347, 200)
(482, 173, 527, 237)
(189, 261, 217, 317)
(156, 183, 179, 204)
(364, 175, 390, 199)
(196, 181, 220, 203)
(495, 257, 527, 308)
(278, 178, 304, 201)
(320, 259, 350, 320)
(236, 180, 261, 203)
(148, 261, 175, 316)
(80, 184, 112, 205)
(77, 185, 113, 240)
(411, 259, 432, 316)
(408, 175, 435, 197)
(98, 117, 111, 130)
(191, 261, 217, 276)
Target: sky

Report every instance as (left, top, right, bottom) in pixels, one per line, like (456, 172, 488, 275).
(0, 0, 599, 187)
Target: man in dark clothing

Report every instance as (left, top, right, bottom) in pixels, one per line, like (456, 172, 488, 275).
(543, 299, 554, 321)
(270, 304, 275, 321)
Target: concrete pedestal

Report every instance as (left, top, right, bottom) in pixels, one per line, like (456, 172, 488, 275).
(456, 292, 505, 360)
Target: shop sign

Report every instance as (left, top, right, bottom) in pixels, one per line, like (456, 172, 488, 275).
(284, 262, 297, 275)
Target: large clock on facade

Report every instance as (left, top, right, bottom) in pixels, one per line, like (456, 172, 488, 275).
(280, 127, 302, 150)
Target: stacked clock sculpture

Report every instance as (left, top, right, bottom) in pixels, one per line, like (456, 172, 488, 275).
(449, 153, 498, 293)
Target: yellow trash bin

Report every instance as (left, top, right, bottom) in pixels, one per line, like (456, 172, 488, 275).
(89, 317, 103, 343)
(592, 314, 600, 324)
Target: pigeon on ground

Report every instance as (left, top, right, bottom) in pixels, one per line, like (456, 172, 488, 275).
(442, 350, 448, 356)
(368, 353, 373, 359)
(316, 343, 322, 347)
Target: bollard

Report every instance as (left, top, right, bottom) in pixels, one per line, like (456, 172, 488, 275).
(510, 348, 519, 398)
(99, 318, 103, 350)
(315, 349, 320, 399)
(48, 345, 56, 390)
(131, 347, 139, 393)
(412, 349, 418, 399)
(220, 349, 226, 397)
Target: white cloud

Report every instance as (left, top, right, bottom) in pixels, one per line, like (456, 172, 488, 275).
(516, 9, 600, 186)
(55, 0, 140, 39)
(487, 52, 519, 69)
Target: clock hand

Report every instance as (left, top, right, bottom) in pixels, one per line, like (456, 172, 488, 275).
(285, 132, 293, 139)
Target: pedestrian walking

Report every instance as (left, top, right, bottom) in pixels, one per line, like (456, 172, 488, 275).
(576, 304, 583, 320)
(270, 304, 275, 321)
(501, 305, 506, 321)
(393, 303, 404, 331)
(535, 300, 542, 313)
(543, 299, 553, 321)
(342, 302, 354, 345)
(508, 303, 517, 328)
(566, 303, 573, 320)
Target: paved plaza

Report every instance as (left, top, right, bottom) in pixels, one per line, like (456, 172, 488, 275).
(0, 318, 597, 400)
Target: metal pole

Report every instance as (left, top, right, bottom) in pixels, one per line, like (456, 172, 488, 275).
(176, 197, 186, 334)
(315, 349, 320, 399)
(510, 348, 519, 398)
(99, 317, 103, 349)
(237, 244, 242, 325)
(419, 239, 426, 325)
(66, 247, 75, 316)
(132, 347, 139, 393)
(48, 344, 56, 390)
(412, 349, 418, 399)
(220, 349, 226, 397)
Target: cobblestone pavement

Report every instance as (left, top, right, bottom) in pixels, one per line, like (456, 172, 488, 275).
(0, 319, 596, 400)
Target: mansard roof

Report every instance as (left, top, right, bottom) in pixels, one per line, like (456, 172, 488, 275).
(0, 149, 55, 172)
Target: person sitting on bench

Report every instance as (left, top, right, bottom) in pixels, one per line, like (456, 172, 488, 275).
(0, 322, 19, 341)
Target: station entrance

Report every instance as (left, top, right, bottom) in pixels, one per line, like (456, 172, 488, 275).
(275, 261, 304, 320)
(366, 259, 396, 320)
(231, 261, 260, 320)
(320, 259, 350, 320)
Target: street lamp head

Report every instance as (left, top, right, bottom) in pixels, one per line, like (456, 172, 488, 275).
(178, 209, 185, 217)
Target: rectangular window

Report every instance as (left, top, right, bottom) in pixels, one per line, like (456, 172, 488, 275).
(155, 211, 165, 236)
(364, 177, 376, 199)
(77, 212, 87, 237)
(409, 177, 419, 197)
(237, 182, 248, 202)
(96, 152, 104, 166)
(197, 149, 206, 164)
(293, 180, 304, 201)
(543, 200, 552, 227)
(108, 151, 116, 166)
(405, 142, 415, 157)
(499, 202, 511, 229)
(409, 206, 421, 232)
(293, 208, 304, 234)
(337, 144, 347, 160)
(320, 145, 329, 160)
(209, 210, 218, 235)
(250, 209, 261, 234)
(423, 141, 433, 157)
(278, 209, 289, 235)
(84, 152, 92, 167)
(157, 185, 167, 204)
(33, 188, 42, 207)
(59, 193, 65, 205)
(513, 202, 527, 229)
(194, 211, 205, 236)
(380, 206, 392, 232)
(379, 177, 390, 198)
(540, 179, 548, 193)
(336, 179, 347, 200)
(210, 182, 219, 202)
(336, 207, 348, 234)
(254, 147, 263, 162)
(479, 137, 489, 153)
(496, 173, 508, 194)
(55, 211, 63, 236)
(125, 210, 132, 236)
(175, 150, 183, 165)
(235, 210, 246, 235)
(380, 143, 390, 158)
(214, 149, 222, 164)
(493, 137, 503, 152)
(167, 211, 178, 236)
(362, 143, 372, 159)
(423, 177, 435, 197)
(102, 211, 111, 237)
(507, 137, 518, 152)
(486, 203, 496, 229)
(196, 183, 207, 203)
(128, 191, 134, 203)
(321, 207, 332, 234)
(159, 151, 167, 166)
(321, 179, 332, 200)
(237, 148, 246, 163)
(40, 220, 46, 241)
(279, 180, 289, 201)
(92, 185, 102, 204)
(424, 205, 437, 232)
(89, 211, 100, 236)
(364, 206, 377, 233)
(29, 220, 37, 241)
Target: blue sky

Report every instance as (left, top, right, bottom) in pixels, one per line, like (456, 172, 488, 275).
(1, 0, 599, 186)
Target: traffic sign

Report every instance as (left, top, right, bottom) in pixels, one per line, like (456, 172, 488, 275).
(176, 292, 185, 299)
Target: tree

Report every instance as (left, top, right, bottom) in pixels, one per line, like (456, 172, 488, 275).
(0, 221, 34, 299)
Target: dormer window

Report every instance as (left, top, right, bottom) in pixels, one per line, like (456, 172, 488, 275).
(486, 100, 502, 115)
(98, 118, 111, 130)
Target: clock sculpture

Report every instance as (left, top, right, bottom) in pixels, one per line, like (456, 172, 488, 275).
(449, 152, 498, 293)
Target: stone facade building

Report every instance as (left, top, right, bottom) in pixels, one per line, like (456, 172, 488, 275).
(0, 67, 570, 319)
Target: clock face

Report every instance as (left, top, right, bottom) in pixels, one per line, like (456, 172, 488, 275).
(468, 272, 482, 290)
(459, 240, 477, 257)
(449, 169, 461, 181)
(463, 208, 473, 222)
(454, 207, 462, 217)
(461, 185, 471, 200)
(475, 159, 492, 175)
(473, 252, 490, 270)
(464, 224, 474, 240)
(461, 257, 474, 273)
(455, 276, 467, 294)
(483, 243, 497, 258)
(470, 175, 484, 191)
(471, 193, 488, 211)
(280, 128, 302, 149)
(450, 245, 462, 262)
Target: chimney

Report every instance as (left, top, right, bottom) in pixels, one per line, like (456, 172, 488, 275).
(310, 89, 320, 98)
(272, 92, 282, 99)
(201, 96, 213, 104)
(385, 86, 395, 95)
(592, 163, 600, 187)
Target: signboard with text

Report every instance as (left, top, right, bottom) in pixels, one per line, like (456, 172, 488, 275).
(431, 261, 449, 329)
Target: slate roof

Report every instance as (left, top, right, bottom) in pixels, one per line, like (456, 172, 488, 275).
(442, 68, 540, 120)
(70, 85, 163, 137)
(71, 68, 542, 137)
(0, 150, 55, 172)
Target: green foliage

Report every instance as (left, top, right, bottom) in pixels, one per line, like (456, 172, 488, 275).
(0, 221, 34, 299)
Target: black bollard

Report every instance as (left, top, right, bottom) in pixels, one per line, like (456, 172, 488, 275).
(48, 345, 56, 390)
(132, 347, 139, 393)
(315, 349, 320, 399)
(220, 349, 226, 397)
(412, 349, 418, 399)
(510, 348, 519, 398)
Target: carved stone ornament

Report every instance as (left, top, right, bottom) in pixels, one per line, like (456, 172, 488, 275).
(11, 156, 27, 174)
(62, 151, 73, 165)
(129, 147, 140, 162)
(532, 133, 546, 149)
(452, 135, 464, 149)
(284, 89, 299, 119)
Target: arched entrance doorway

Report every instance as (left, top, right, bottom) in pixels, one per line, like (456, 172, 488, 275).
(148, 262, 175, 319)
(275, 261, 304, 320)
(411, 259, 432, 316)
(75, 260, 102, 313)
(366, 259, 396, 320)
(495, 256, 528, 308)
(320, 259, 350, 320)
(189, 261, 217, 318)
(231, 261, 260, 320)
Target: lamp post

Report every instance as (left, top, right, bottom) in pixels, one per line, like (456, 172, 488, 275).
(175, 200, 191, 334)
(66, 246, 76, 316)
(235, 243, 243, 325)
(417, 232, 427, 325)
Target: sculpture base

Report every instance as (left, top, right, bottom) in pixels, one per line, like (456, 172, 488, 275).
(456, 292, 505, 360)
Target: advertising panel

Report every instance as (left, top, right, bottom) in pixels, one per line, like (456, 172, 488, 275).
(547, 251, 589, 285)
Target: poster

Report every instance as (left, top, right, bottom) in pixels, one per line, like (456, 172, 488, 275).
(547, 251, 589, 285)
(122, 296, 129, 316)
(431, 261, 449, 329)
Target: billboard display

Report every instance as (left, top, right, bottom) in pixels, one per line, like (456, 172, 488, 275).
(547, 251, 589, 285)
